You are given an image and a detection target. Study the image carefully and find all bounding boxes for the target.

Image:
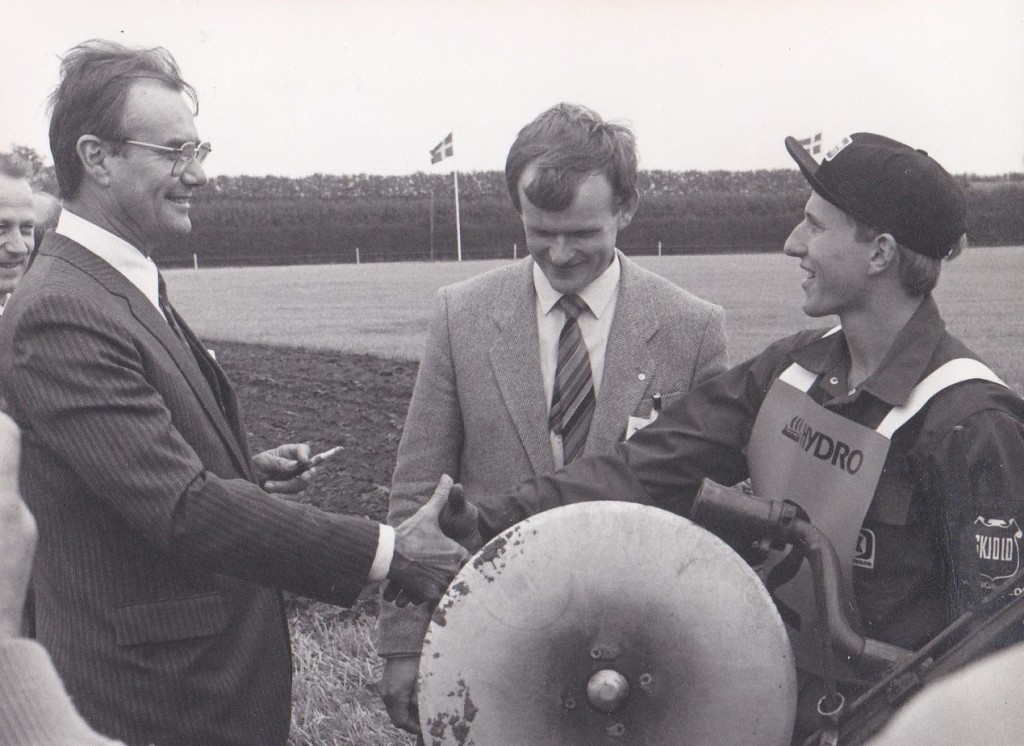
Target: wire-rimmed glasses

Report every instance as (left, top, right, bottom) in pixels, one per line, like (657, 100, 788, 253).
(121, 140, 212, 177)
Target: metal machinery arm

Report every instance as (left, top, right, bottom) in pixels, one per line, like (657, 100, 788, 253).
(690, 478, 909, 673)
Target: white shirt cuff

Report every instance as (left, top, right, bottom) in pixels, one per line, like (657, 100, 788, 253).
(369, 524, 395, 581)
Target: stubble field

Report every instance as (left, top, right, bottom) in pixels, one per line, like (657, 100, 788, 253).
(167, 246, 1024, 745)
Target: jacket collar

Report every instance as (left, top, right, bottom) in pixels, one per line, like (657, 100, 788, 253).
(791, 295, 947, 406)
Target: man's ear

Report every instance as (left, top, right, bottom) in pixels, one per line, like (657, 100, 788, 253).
(76, 135, 113, 188)
(616, 187, 640, 230)
(867, 232, 899, 276)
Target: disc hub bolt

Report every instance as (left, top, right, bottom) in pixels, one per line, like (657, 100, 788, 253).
(587, 669, 630, 713)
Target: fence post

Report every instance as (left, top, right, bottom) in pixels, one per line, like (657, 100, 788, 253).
(193, 253, 198, 270)
(355, 247, 360, 265)
(657, 241, 662, 257)
(513, 243, 517, 259)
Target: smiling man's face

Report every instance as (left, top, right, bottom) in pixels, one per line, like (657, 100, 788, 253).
(783, 192, 874, 318)
(0, 174, 35, 298)
(103, 80, 207, 255)
(519, 167, 634, 295)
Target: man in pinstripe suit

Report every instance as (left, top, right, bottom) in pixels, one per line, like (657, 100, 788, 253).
(0, 40, 467, 746)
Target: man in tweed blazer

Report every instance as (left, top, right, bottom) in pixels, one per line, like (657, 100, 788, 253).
(0, 41, 466, 746)
(378, 103, 728, 734)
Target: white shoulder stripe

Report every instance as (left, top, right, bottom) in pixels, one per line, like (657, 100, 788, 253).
(876, 358, 1006, 439)
(776, 327, 841, 392)
(778, 363, 819, 392)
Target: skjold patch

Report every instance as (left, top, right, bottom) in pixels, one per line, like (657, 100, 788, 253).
(974, 516, 1022, 585)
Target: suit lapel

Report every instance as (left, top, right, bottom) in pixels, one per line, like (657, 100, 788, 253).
(489, 261, 556, 474)
(172, 310, 252, 464)
(43, 236, 252, 477)
(587, 254, 656, 455)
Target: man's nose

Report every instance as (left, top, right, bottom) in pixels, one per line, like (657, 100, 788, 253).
(180, 158, 208, 187)
(0, 234, 30, 257)
(547, 235, 572, 263)
(782, 226, 804, 257)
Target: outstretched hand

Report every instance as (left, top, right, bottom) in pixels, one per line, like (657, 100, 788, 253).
(438, 483, 484, 554)
(385, 475, 469, 607)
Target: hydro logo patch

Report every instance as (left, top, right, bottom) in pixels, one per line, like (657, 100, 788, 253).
(974, 517, 1022, 584)
(853, 528, 875, 570)
(781, 416, 806, 442)
(780, 415, 864, 475)
(824, 136, 853, 162)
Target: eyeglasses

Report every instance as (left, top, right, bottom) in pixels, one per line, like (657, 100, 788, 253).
(121, 140, 212, 177)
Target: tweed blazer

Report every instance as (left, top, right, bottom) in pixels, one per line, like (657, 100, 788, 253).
(378, 252, 728, 655)
(0, 233, 382, 746)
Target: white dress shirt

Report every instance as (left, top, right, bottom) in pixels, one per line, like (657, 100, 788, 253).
(54, 209, 394, 580)
(533, 254, 621, 468)
(56, 209, 164, 315)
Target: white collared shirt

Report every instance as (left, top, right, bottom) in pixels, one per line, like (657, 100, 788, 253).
(55, 209, 165, 318)
(534, 254, 621, 467)
(54, 209, 394, 580)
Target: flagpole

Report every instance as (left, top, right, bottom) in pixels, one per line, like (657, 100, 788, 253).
(429, 188, 435, 261)
(429, 131, 461, 261)
(452, 166, 462, 262)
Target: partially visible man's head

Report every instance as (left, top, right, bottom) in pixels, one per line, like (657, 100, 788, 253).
(506, 103, 638, 215)
(506, 103, 640, 295)
(32, 191, 61, 250)
(0, 155, 35, 299)
(49, 40, 207, 253)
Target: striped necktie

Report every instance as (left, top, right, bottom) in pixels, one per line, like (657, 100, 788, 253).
(549, 294, 595, 464)
(157, 274, 189, 349)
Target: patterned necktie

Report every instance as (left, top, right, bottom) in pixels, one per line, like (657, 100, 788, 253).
(549, 294, 595, 464)
(157, 274, 189, 349)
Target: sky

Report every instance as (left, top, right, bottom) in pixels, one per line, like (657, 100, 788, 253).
(3, 0, 1023, 179)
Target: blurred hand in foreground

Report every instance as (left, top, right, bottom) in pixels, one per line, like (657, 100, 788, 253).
(0, 413, 36, 639)
(438, 483, 484, 554)
(253, 442, 313, 494)
(386, 475, 470, 607)
(381, 655, 421, 734)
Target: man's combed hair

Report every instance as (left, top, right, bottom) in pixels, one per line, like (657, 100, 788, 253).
(48, 39, 197, 199)
(0, 153, 32, 181)
(853, 221, 965, 297)
(505, 103, 638, 214)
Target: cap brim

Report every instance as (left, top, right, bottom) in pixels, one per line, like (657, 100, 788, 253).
(785, 135, 869, 227)
(785, 135, 820, 188)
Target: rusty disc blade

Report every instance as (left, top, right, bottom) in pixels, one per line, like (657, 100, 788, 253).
(419, 502, 796, 745)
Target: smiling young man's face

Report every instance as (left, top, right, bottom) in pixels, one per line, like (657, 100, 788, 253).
(783, 192, 874, 318)
(0, 174, 35, 298)
(519, 167, 635, 295)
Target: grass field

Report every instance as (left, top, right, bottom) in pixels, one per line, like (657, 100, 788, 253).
(169, 245, 1024, 390)
(167, 246, 1024, 745)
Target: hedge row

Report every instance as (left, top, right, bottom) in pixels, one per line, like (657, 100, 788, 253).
(155, 170, 1024, 266)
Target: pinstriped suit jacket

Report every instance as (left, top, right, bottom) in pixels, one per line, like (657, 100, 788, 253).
(377, 252, 728, 655)
(0, 233, 381, 746)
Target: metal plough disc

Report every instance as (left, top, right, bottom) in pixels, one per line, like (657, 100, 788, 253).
(419, 501, 797, 745)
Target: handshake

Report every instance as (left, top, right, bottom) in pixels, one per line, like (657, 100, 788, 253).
(383, 475, 484, 607)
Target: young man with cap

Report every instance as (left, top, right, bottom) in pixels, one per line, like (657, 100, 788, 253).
(457, 132, 1024, 732)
